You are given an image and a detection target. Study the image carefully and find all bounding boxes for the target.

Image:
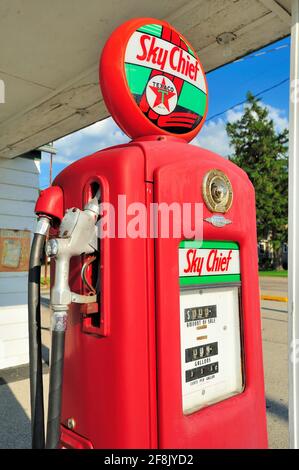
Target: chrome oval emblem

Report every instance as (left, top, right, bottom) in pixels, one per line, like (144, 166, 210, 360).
(202, 169, 233, 213)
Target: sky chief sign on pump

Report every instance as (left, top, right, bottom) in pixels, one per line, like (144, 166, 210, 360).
(179, 241, 241, 286)
(124, 23, 208, 134)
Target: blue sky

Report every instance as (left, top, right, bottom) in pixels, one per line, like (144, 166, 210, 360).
(40, 36, 291, 189)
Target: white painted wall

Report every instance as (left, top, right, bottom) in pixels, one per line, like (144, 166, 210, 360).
(0, 157, 39, 369)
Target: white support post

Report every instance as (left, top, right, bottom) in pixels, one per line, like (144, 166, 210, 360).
(289, 0, 299, 450)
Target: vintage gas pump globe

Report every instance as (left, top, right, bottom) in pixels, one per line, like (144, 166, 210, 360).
(100, 18, 208, 141)
(28, 17, 268, 449)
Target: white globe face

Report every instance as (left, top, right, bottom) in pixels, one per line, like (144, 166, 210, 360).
(146, 75, 178, 116)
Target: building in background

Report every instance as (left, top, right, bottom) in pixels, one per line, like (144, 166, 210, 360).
(0, 151, 41, 369)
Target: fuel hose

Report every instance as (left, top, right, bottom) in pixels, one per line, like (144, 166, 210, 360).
(28, 217, 50, 449)
(46, 310, 67, 449)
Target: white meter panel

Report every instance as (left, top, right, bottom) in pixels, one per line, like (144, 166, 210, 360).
(178, 241, 243, 415)
(180, 286, 243, 414)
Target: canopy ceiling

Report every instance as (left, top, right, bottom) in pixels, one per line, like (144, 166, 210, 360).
(0, 0, 291, 159)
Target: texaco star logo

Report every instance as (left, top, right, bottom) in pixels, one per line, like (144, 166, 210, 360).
(146, 75, 178, 115)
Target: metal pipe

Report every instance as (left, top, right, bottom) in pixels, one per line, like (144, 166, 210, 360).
(288, 0, 299, 450)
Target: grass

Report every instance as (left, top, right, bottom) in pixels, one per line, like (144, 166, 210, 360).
(259, 270, 288, 278)
(40, 276, 50, 286)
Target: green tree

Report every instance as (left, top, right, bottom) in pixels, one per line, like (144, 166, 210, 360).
(226, 92, 288, 268)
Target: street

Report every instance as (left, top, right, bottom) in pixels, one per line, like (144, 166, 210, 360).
(260, 277, 288, 448)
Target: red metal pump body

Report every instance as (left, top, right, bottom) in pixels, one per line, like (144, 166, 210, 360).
(45, 137, 267, 449)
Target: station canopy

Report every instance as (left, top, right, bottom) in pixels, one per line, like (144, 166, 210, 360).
(0, 0, 292, 159)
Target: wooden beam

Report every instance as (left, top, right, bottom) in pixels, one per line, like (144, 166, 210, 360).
(198, 11, 276, 58)
(259, 0, 291, 24)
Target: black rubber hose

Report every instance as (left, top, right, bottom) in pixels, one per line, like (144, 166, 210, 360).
(46, 327, 66, 449)
(28, 233, 46, 449)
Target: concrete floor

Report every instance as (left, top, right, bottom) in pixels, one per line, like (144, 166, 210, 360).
(0, 287, 50, 449)
(0, 278, 289, 449)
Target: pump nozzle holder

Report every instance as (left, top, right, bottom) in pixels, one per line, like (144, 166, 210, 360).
(35, 186, 64, 221)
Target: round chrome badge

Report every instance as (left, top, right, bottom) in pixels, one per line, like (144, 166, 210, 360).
(202, 169, 233, 213)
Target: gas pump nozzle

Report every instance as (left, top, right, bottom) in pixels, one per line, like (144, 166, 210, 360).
(47, 198, 99, 309)
(45, 197, 99, 449)
(28, 196, 99, 449)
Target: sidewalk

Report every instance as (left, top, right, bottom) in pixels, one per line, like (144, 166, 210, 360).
(0, 290, 50, 448)
(261, 299, 288, 448)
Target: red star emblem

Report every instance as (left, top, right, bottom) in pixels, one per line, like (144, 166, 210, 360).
(149, 78, 176, 111)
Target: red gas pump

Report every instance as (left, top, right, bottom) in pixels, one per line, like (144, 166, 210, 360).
(28, 17, 268, 449)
